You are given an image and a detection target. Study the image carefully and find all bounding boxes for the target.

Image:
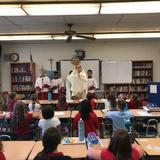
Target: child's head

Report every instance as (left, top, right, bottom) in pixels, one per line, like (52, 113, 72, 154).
(42, 105, 54, 119)
(31, 94, 38, 102)
(79, 99, 91, 121)
(58, 94, 66, 105)
(53, 71, 59, 79)
(9, 92, 17, 101)
(108, 129, 132, 160)
(12, 102, 26, 127)
(42, 127, 61, 153)
(87, 69, 92, 78)
(117, 99, 126, 111)
(86, 92, 93, 101)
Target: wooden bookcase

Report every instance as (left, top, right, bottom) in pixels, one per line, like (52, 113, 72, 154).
(105, 60, 153, 98)
(10, 62, 35, 99)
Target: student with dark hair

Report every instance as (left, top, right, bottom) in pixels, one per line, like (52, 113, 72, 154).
(51, 71, 64, 100)
(56, 94, 69, 111)
(86, 92, 96, 110)
(12, 102, 33, 139)
(38, 105, 60, 135)
(87, 69, 98, 98)
(34, 127, 72, 160)
(7, 92, 17, 113)
(0, 141, 6, 160)
(128, 94, 142, 109)
(87, 129, 144, 160)
(108, 93, 117, 111)
(105, 99, 132, 131)
(73, 99, 99, 136)
(28, 94, 41, 112)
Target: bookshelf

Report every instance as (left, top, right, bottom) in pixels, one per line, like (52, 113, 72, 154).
(104, 60, 153, 98)
(10, 62, 36, 99)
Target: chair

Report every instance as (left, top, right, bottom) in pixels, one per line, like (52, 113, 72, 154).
(146, 119, 159, 137)
(0, 135, 11, 141)
(101, 117, 113, 138)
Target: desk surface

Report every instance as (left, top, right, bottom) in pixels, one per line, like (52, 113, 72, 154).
(136, 138, 160, 156)
(3, 141, 35, 160)
(28, 139, 87, 160)
(129, 109, 160, 117)
(71, 110, 104, 118)
(21, 99, 105, 105)
(32, 111, 71, 119)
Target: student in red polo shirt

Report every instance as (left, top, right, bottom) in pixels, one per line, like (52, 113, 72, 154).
(12, 102, 33, 139)
(73, 99, 99, 137)
(34, 127, 72, 160)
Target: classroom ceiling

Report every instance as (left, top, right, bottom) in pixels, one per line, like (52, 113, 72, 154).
(0, 1, 160, 36)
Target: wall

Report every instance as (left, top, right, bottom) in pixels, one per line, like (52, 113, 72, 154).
(1, 40, 160, 92)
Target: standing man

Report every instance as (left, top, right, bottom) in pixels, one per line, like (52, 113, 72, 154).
(35, 67, 51, 100)
(66, 58, 88, 100)
(51, 71, 64, 100)
(87, 69, 98, 98)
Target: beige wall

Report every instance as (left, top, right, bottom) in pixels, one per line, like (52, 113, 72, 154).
(1, 40, 160, 92)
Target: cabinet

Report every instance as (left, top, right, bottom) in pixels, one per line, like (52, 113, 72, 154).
(104, 60, 153, 98)
(10, 62, 35, 99)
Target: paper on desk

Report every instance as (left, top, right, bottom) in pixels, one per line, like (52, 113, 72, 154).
(55, 112, 65, 116)
(137, 111, 151, 116)
(150, 85, 157, 94)
(146, 144, 160, 151)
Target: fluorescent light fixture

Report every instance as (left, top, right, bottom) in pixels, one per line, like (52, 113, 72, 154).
(0, 5, 26, 16)
(22, 3, 99, 15)
(101, 1, 160, 14)
(0, 35, 52, 41)
(94, 33, 160, 39)
(53, 36, 83, 40)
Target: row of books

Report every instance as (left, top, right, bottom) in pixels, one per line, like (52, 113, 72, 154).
(11, 75, 32, 82)
(130, 86, 147, 92)
(133, 63, 152, 69)
(133, 70, 152, 76)
(132, 78, 151, 84)
(11, 66, 31, 73)
(17, 93, 31, 99)
(12, 84, 34, 91)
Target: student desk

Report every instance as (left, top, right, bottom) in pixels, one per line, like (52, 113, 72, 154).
(136, 138, 160, 159)
(3, 141, 35, 160)
(28, 140, 87, 160)
(21, 99, 105, 105)
(71, 110, 104, 118)
(32, 111, 71, 119)
(129, 109, 160, 118)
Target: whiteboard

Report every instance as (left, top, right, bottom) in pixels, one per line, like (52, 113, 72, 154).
(60, 60, 100, 88)
(102, 60, 132, 83)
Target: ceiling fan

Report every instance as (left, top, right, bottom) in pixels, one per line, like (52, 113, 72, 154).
(64, 24, 96, 42)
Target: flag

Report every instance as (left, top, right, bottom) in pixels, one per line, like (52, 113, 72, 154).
(30, 51, 33, 75)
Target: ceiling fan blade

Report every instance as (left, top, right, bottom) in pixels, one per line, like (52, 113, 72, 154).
(76, 34, 96, 40)
(66, 35, 72, 42)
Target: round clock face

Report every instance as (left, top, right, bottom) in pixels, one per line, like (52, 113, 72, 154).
(9, 53, 19, 62)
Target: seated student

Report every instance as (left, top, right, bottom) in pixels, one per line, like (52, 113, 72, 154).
(56, 94, 69, 111)
(0, 141, 6, 160)
(87, 129, 144, 160)
(7, 92, 17, 113)
(105, 99, 132, 131)
(38, 105, 61, 136)
(12, 102, 34, 139)
(128, 94, 142, 109)
(34, 127, 72, 160)
(28, 94, 41, 112)
(73, 99, 99, 137)
(87, 92, 96, 110)
(105, 93, 117, 111)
